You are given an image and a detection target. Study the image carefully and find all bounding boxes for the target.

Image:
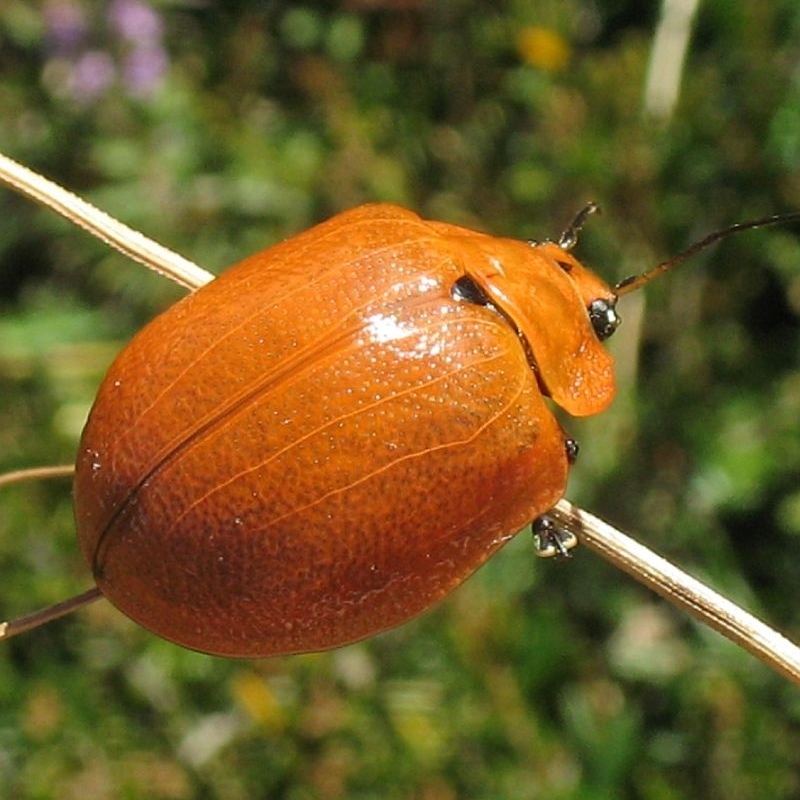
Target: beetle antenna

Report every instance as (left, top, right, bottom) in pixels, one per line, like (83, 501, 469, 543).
(615, 211, 800, 296)
(558, 201, 601, 251)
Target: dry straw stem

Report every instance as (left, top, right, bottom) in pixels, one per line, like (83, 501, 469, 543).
(552, 501, 800, 685)
(0, 466, 103, 640)
(0, 152, 214, 291)
(1, 150, 799, 684)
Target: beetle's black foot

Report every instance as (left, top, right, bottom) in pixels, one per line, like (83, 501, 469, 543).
(564, 437, 579, 464)
(532, 514, 578, 559)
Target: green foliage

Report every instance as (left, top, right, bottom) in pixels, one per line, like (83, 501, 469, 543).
(2, 1, 800, 798)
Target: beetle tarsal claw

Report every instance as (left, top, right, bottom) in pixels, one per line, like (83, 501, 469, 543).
(532, 515, 578, 558)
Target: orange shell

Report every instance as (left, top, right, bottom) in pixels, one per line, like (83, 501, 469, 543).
(73, 204, 616, 657)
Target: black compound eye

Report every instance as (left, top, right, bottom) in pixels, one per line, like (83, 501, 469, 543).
(588, 298, 621, 341)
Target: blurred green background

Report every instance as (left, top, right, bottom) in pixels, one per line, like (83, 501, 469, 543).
(2, 1, 800, 798)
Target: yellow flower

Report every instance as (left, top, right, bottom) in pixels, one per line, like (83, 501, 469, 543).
(231, 670, 286, 730)
(517, 26, 571, 72)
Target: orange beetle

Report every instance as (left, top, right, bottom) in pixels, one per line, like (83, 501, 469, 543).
(73, 202, 620, 657)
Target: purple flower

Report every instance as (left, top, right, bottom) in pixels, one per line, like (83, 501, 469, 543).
(44, 0, 88, 53)
(123, 45, 168, 97)
(108, 0, 164, 45)
(41, 0, 169, 104)
(70, 49, 116, 103)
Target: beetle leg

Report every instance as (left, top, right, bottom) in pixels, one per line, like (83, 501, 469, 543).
(564, 437, 579, 464)
(531, 435, 581, 557)
(532, 514, 578, 558)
